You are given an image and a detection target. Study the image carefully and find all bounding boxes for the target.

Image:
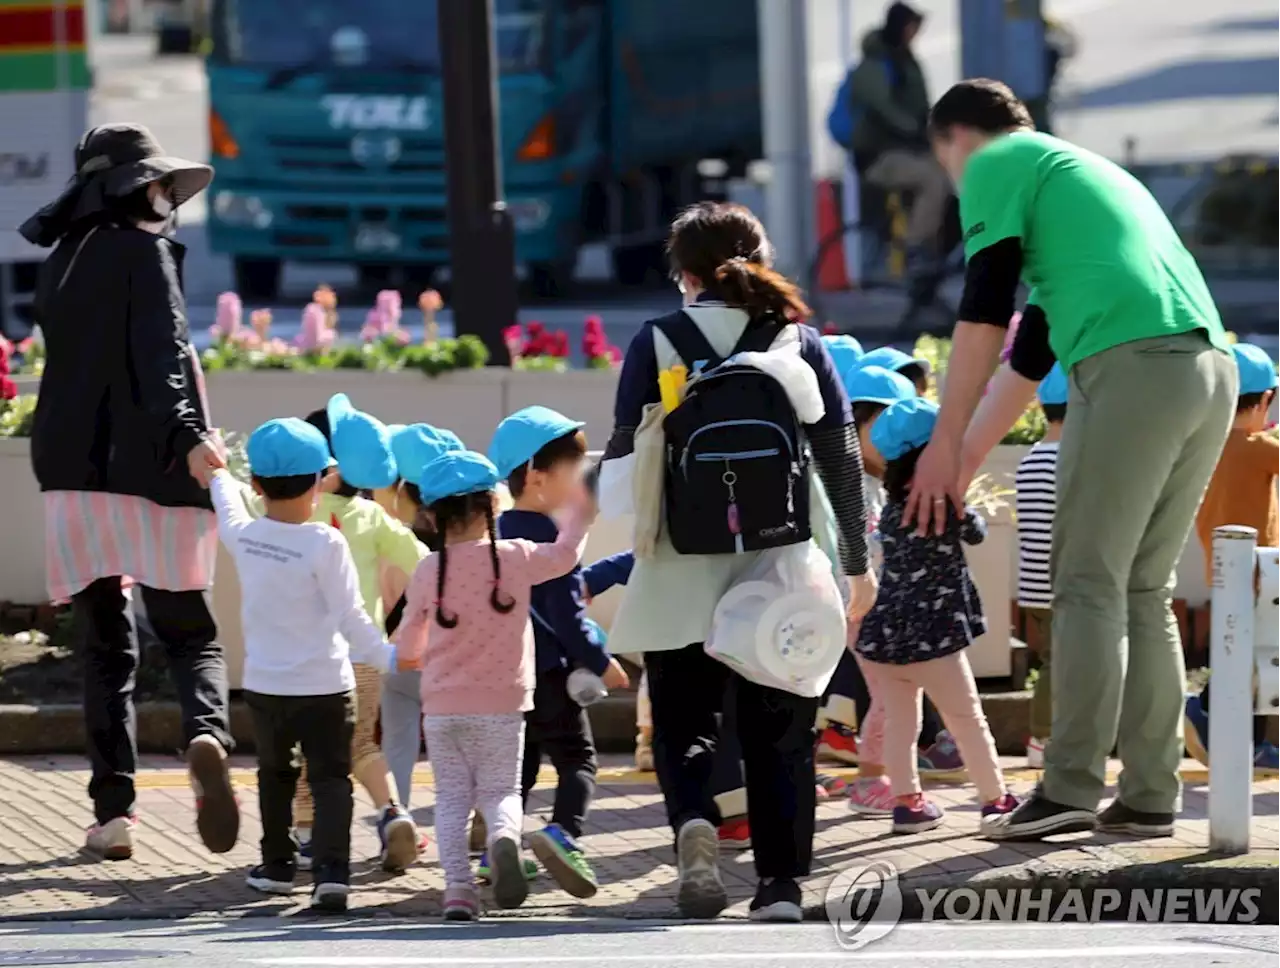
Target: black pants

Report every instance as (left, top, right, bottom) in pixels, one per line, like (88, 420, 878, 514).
(245, 690, 356, 882)
(521, 666, 598, 839)
(73, 576, 232, 825)
(824, 649, 945, 748)
(709, 680, 745, 806)
(1200, 681, 1268, 746)
(647, 643, 819, 880)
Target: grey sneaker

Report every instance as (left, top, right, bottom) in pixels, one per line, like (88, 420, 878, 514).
(675, 818, 727, 919)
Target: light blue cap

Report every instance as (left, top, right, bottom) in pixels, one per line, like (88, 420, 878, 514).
(326, 393, 398, 490)
(417, 450, 500, 506)
(487, 405, 585, 479)
(246, 417, 335, 478)
(1233, 343, 1278, 395)
(1037, 363, 1068, 406)
(870, 397, 940, 461)
(822, 334, 864, 382)
(391, 423, 465, 486)
(860, 346, 931, 376)
(846, 365, 917, 406)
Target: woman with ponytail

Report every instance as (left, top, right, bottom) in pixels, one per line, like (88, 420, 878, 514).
(393, 450, 593, 921)
(598, 201, 878, 922)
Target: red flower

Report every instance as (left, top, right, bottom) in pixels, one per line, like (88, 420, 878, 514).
(551, 331, 571, 358)
(606, 345, 623, 364)
(821, 321, 838, 336)
(0, 375, 17, 401)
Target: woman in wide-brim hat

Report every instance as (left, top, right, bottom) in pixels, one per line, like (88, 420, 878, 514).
(21, 123, 240, 862)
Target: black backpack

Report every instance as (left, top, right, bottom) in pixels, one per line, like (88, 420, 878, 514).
(655, 313, 811, 556)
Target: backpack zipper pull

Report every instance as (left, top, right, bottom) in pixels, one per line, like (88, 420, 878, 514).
(724, 468, 744, 554)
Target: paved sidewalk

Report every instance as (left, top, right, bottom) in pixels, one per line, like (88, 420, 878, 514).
(0, 755, 1275, 921)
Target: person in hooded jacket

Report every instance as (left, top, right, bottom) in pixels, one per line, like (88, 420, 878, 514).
(19, 123, 238, 863)
(845, 2, 953, 283)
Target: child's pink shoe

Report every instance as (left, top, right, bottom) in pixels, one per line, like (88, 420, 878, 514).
(846, 776, 896, 817)
(979, 793, 1020, 834)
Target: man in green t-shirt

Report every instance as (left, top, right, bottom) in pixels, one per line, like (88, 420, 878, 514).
(904, 79, 1236, 843)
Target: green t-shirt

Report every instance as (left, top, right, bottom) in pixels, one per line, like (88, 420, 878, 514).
(959, 131, 1229, 370)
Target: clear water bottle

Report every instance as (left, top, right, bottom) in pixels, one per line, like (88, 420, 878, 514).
(567, 668, 609, 707)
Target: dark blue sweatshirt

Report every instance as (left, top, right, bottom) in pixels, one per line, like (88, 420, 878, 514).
(497, 508, 611, 676)
(581, 551, 635, 598)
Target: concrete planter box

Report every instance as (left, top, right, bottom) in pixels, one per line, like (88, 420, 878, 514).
(503, 368, 620, 449)
(205, 368, 507, 450)
(0, 438, 45, 605)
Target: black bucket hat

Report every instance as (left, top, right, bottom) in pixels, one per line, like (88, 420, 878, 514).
(19, 123, 213, 248)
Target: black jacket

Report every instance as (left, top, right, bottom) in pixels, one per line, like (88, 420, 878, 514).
(30, 223, 212, 510)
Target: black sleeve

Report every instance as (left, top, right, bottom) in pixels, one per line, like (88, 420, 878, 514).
(126, 238, 207, 461)
(602, 322, 660, 461)
(956, 237, 1024, 326)
(1008, 303, 1057, 381)
(808, 424, 869, 576)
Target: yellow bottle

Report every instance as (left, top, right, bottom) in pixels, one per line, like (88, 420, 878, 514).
(658, 370, 679, 412)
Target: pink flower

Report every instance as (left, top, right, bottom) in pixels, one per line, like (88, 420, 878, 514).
(419, 289, 443, 313)
(606, 345, 623, 365)
(250, 308, 273, 338)
(376, 290, 402, 329)
(0, 375, 16, 401)
(360, 309, 384, 344)
(390, 328, 412, 347)
(296, 302, 331, 352)
(237, 330, 263, 351)
(265, 337, 293, 357)
(15, 338, 33, 356)
(215, 292, 243, 339)
(0, 335, 12, 359)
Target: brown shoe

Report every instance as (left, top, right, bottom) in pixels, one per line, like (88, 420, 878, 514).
(187, 736, 240, 854)
(468, 811, 487, 855)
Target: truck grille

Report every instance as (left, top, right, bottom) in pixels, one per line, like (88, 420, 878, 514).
(267, 135, 446, 176)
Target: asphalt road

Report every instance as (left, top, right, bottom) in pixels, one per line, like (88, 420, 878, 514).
(0, 920, 1276, 968)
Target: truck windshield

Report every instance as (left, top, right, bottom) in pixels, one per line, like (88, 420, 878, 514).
(213, 0, 548, 74)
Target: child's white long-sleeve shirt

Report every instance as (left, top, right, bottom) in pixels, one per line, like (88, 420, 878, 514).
(210, 470, 393, 695)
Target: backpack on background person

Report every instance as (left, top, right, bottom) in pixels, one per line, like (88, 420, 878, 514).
(826, 60, 900, 150)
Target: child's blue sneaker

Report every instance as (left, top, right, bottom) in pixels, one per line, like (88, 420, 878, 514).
(293, 828, 313, 871)
(529, 823, 598, 898)
(891, 797, 945, 834)
(376, 805, 418, 873)
(1183, 693, 1210, 766)
(918, 730, 965, 777)
(1254, 742, 1279, 775)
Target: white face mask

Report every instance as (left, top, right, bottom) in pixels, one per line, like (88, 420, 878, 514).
(151, 193, 174, 219)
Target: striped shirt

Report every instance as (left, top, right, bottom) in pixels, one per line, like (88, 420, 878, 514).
(1015, 441, 1059, 609)
(43, 342, 217, 604)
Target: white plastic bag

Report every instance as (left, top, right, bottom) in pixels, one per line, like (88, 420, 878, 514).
(705, 541, 848, 698)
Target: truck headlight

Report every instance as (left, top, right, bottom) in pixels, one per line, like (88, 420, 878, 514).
(213, 192, 273, 229)
(507, 198, 549, 233)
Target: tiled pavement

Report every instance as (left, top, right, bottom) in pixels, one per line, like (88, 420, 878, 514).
(0, 754, 1275, 921)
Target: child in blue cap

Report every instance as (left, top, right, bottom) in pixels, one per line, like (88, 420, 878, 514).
(1017, 364, 1068, 768)
(393, 448, 594, 920)
(378, 423, 466, 815)
(1185, 343, 1280, 777)
(489, 406, 630, 900)
(290, 395, 425, 874)
(858, 346, 932, 396)
(209, 418, 397, 913)
(855, 398, 1017, 835)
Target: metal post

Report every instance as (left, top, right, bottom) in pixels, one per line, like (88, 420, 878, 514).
(438, 0, 519, 362)
(757, 0, 814, 280)
(1208, 525, 1258, 855)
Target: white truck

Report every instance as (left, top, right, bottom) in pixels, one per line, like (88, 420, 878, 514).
(0, 0, 91, 338)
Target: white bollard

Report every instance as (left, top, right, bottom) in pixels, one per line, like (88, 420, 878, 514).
(1208, 525, 1258, 854)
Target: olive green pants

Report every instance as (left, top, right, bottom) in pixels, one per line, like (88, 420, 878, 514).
(1045, 332, 1235, 813)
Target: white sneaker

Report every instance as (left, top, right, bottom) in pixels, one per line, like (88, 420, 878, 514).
(1026, 737, 1046, 769)
(86, 816, 136, 861)
(675, 818, 727, 919)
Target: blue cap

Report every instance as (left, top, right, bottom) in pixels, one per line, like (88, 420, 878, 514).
(870, 397, 940, 461)
(391, 423, 465, 486)
(1037, 363, 1068, 406)
(1233, 343, 1278, 395)
(846, 365, 917, 406)
(822, 334, 863, 381)
(487, 405, 585, 479)
(326, 393, 398, 490)
(860, 346, 931, 377)
(246, 418, 336, 478)
(417, 450, 500, 506)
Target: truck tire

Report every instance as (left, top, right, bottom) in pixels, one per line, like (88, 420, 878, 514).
(529, 262, 574, 299)
(233, 258, 282, 302)
(610, 242, 665, 287)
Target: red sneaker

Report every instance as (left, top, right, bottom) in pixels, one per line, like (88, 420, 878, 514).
(718, 816, 751, 850)
(416, 832, 430, 855)
(816, 724, 859, 765)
